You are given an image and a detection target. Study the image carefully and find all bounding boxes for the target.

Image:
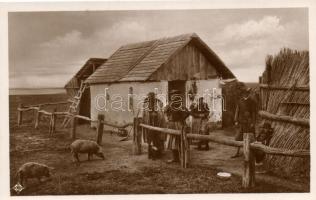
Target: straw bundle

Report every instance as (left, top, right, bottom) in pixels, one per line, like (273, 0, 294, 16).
(260, 48, 309, 178)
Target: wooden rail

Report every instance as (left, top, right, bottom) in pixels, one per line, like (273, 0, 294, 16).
(259, 84, 309, 91)
(139, 124, 309, 158)
(259, 110, 309, 127)
(140, 123, 181, 136)
(250, 142, 309, 157)
(28, 101, 70, 107)
(137, 121, 310, 188)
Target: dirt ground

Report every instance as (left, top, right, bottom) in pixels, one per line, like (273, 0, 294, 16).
(9, 94, 309, 195)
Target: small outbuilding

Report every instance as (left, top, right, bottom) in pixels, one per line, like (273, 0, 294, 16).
(64, 58, 107, 119)
(85, 33, 235, 128)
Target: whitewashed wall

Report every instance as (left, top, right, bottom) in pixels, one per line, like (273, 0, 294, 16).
(90, 79, 222, 129)
(186, 79, 222, 123)
(90, 81, 168, 128)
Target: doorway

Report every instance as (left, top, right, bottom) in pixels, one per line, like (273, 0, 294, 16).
(168, 80, 186, 107)
(78, 88, 91, 124)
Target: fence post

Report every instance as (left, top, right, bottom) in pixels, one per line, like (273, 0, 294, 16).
(34, 105, 41, 129)
(183, 125, 188, 168)
(49, 108, 57, 136)
(180, 125, 188, 169)
(17, 103, 23, 127)
(242, 132, 255, 188)
(70, 115, 77, 140)
(96, 114, 105, 145)
(133, 117, 142, 155)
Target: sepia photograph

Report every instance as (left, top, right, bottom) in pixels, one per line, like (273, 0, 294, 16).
(1, 1, 314, 198)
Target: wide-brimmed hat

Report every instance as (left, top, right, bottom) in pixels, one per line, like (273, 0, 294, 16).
(147, 92, 155, 96)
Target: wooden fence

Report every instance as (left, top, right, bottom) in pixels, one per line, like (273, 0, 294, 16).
(133, 117, 310, 188)
(17, 103, 132, 144)
(17, 103, 310, 189)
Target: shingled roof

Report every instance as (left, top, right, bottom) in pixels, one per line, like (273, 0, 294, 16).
(85, 33, 234, 84)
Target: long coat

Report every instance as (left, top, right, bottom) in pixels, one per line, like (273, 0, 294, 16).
(234, 95, 257, 140)
(142, 98, 166, 150)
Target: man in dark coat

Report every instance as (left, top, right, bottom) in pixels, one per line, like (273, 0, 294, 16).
(142, 92, 166, 160)
(231, 86, 257, 158)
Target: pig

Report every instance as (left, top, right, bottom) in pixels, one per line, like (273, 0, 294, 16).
(16, 162, 53, 187)
(70, 139, 105, 162)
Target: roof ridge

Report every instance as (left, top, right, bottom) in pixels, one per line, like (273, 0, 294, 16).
(119, 33, 196, 49)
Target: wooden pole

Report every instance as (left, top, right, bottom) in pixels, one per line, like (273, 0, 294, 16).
(133, 117, 142, 155)
(181, 124, 188, 168)
(259, 84, 309, 91)
(17, 103, 23, 127)
(70, 116, 77, 140)
(50, 108, 57, 136)
(242, 132, 255, 188)
(259, 110, 309, 127)
(96, 114, 105, 145)
(34, 106, 41, 129)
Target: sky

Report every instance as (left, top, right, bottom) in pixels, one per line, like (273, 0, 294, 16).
(9, 8, 309, 88)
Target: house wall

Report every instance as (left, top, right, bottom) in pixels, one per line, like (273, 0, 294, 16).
(90, 79, 222, 129)
(90, 81, 168, 129)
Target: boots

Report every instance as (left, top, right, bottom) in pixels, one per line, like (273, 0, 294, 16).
(231, 147, 241, 158)
(167, 150, 179, 163)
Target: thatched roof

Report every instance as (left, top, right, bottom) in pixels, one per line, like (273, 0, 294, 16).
(259, 48, 309, 178)
(65, 58, 107, 89)
(85, 33, 235, 84)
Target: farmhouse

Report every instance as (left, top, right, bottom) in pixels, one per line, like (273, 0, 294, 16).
(65, 58, 107, 118)
(85, 33, 235, 127)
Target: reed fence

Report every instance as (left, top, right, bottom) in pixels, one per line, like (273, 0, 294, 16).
(259, 49, 310, 177)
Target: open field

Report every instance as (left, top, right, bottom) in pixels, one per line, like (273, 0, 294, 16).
(9, 94, 308, 195)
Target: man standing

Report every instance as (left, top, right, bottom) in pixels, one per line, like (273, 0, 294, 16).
(190, 97, 210, 150)
(231, 85, 257, 158)
(142, 92, 165, 160)
(164, 90, 190, 163)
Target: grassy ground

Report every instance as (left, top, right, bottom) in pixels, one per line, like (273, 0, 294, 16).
(9, 94, 308, 195)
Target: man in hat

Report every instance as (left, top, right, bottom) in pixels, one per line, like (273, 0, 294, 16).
(231, 85, 257, 158)
(164, 89, 190, 163)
